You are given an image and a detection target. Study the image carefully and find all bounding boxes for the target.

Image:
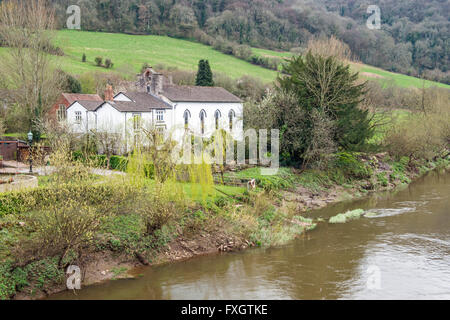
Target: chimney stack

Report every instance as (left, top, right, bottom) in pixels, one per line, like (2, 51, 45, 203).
(152, 73, 164, 95)
(104, 85, 114, 101)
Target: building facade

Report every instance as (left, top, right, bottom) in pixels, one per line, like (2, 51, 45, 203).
(66, 68, 244, 148)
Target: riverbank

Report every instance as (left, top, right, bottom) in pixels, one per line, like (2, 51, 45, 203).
(2, 153, 449, 300)
(50, 167, 450, 300)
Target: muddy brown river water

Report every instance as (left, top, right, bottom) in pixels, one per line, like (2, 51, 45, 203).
(51, 169, 450, 300)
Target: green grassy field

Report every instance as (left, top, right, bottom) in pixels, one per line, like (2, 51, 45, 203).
(252, 47, 449, 89)
(2, 29, 447, 89)
(54, 30, 279, 83)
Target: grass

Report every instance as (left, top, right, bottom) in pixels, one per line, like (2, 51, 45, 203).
(354, 63, 449, 89)
(3, 29, 438, 89)
(224, 167, 298, 191)
(250, 47, 449, 89)
(53, 30, 279, 83)
(329, 209, 365, 224)
(368, 109, 413, 145)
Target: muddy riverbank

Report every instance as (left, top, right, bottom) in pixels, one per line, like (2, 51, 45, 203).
(49, 167, 450, 300)
(12, 156, 450, 300)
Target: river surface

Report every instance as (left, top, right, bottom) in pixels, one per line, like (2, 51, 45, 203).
(51, 169, 450, 300)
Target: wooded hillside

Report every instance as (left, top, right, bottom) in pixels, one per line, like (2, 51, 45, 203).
(47, 0, 449, 84)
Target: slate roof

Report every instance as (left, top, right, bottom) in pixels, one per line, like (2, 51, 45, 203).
(116, 92, 172, 110)
(70, 92, 172, 113)
(76, 101, 104, 111)
(62, 93, 103, 104)
(162, 85, 242, 103)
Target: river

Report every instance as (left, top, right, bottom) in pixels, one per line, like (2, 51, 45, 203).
(51, 169, 450, 300)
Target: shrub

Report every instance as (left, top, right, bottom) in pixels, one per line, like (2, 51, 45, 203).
(333, 152, 372, 180)
(109, 156, 128, 171)
(104, 58, 113, 69)
(95, 56, 103, 67)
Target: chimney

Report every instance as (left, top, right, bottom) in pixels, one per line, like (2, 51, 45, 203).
(104, 85, 114, 101)
(151, 73, 164, 96)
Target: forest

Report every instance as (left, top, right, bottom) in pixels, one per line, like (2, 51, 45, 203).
(45, 0, 450, 84)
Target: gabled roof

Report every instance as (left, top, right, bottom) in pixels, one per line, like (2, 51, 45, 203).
(67, 92, 172, 113)
(162, 85, 242, 103)
(113, 92, 173, 110)
(62, 93, 103, 105)
(76, 100, 104, 111)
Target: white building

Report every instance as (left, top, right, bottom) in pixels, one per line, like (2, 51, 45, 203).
(66, 68, 243, 149)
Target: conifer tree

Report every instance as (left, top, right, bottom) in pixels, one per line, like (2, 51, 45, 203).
(196, 59, 214, 86)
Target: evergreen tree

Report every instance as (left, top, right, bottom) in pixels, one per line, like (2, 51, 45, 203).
(276, 52, 373, 162)
(195, 59, 206, 86)
(204, 60, 214, 86)
(196, 59, 214, 86)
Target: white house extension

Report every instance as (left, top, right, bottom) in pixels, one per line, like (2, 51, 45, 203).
(66, 67, 244, 148)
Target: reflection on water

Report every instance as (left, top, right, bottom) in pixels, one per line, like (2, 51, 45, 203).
(51, 170, 450, 300)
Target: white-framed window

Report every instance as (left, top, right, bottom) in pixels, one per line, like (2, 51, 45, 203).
(156, 110, 164, 122)
(57, 104, 66, 122)
(75, 111, 82, 124)
(133, 113, 142, 130)
(156, 126, 166, 135)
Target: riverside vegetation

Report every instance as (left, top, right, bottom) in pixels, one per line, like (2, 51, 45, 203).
(0, 1, 448, 298)
(1, 50, 449, 299)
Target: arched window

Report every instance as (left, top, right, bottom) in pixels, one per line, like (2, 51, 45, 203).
(214, 110, 221, 130)
(200, 110, 207, 135)
(183, 110, 191, 130)
(228, 110, 235, 131)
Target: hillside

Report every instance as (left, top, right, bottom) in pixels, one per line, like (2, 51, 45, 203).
(53, 30, 449, 89)
(49, 0, 449, 84)
(54, 30, 279, 83)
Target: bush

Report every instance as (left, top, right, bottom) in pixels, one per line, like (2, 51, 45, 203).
(0, 182, 133, 217)
(95, 56, 103, 67)
(104, 58, 114, 69)
(109, 156, 128, 171)
(333, 152, 372, 180)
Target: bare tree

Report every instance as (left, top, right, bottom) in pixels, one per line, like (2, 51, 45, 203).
(0, 117, 5, 136)
(0, 0, 63, 134)
(306, 36, 355, 63)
